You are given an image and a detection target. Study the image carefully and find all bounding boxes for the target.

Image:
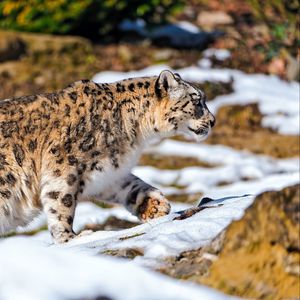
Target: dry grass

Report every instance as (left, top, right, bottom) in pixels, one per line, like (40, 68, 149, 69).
(139, 153, 216, 170)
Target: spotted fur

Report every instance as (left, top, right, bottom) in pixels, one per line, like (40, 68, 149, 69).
(0, 70, 215, 243)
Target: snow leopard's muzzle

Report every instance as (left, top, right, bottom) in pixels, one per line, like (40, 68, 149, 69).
(186, 97, 215, 141)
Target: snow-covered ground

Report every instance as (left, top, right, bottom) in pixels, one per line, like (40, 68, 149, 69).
(0, 237, 231, 300)
(63, 195, 254, 266)
(1, 58, 299, 300)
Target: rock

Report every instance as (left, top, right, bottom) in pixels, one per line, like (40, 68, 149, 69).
(0, 30, 93, 60)
(161, 185, 300, 299)
(117, 45, 132, 64)
(206, 104, 300, 158)
(17, 31, 93, 55)
(153, 49, 174, 62)
(202, 185, 300, 299)
(197, 11, 233, 29)
(268, 57, 285, 77)
(0, 31, 26, 62)
(120, 20, 221, 50)
(0, 30, 95, 100)
(150, 23, 220, 50)
(285, 53, 300, 81)
(102, 248, 144, 259)
(83, 216, 140, 231)
(159, 232, 225, 279)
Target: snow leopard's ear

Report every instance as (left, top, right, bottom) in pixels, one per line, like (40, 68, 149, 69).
(155, 70, 179, 96)
(173, 73, 182, 80)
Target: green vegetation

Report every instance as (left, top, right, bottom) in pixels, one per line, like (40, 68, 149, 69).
(247, 0, 298, 25)
(246, 0, 299, 59)
(0, 0, 184, 36)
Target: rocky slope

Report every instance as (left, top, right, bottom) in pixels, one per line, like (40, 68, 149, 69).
(161, 185, 300, 299)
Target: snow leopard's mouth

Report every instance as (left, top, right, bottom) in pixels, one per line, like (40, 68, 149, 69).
(188, 125, 209, 136)
(187, 125, 210, 142)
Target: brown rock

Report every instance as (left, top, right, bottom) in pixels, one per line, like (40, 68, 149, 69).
(83, 216, 140, 231)
(202, 185, 300, 299)
(102, 248, 144, 259)
(161, 185, 300, 299)
(206, 104, 300, 158)
(16, 31, 93, 54)
(0, 31, 26, 62)
(268, 57, 286, 77)
(285, 53, 300, 81)
(0, 30, 95, 100)
(197, 11, 233, 29)
(160, 233, 224, 280)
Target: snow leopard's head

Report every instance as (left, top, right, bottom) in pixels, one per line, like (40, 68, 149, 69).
(155, 70, 215, 141)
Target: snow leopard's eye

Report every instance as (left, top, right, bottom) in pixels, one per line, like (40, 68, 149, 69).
(191, 98, 200, 105)
(191, 94, 202, 105)
(195, 93, 206, 104)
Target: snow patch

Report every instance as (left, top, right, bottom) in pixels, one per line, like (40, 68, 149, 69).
(0, 238, 229, 300)
(203, 48, 231, 60)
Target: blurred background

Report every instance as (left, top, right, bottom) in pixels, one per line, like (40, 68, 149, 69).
(0, 1, 299, 300)
(0, 0, 298, 99)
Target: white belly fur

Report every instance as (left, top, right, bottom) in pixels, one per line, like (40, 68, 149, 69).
(82, 153, 139, 197)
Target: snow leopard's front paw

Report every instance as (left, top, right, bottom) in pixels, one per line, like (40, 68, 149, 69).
(137, 190, 171, 221)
